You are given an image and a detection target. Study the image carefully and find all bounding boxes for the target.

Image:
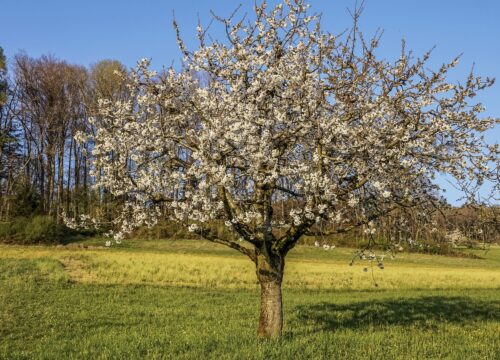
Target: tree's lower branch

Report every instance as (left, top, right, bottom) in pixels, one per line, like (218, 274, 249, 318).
(304, 204, 401, 236)
(196, 226, 256, 262)
(274, 185, 304, 198)
(275, 219, 314, 255)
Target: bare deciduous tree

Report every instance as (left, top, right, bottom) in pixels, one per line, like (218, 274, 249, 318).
(14, 54, 88, 217)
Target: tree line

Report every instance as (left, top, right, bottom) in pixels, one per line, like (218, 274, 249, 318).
(0, 48, 127, 223)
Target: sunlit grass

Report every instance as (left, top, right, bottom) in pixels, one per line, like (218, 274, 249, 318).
(0, 241, 498, 290)
(1, 240, 499, 359)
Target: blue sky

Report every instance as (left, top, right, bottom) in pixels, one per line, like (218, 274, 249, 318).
(1, 0, 498, 204)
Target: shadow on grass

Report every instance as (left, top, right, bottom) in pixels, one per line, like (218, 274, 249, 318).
(294, 296, 500, 332)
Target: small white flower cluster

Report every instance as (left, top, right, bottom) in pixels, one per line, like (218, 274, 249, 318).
(314, 241, 335, 250)
(363, 221, 377, 235)
(61, 212, 100, 232)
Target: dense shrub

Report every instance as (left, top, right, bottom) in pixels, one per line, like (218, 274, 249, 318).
(0, 217, 29, 242)
(24, 216, 73, 243)
(0, 216, 75, 244)
(7, 184, 42, 218)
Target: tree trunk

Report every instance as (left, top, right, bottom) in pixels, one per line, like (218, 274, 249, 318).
(83, 144, 88, 213)
(73, 140, 80, 215)
(57, 143, 64, 220)
(66, 137, 72, 214)
(256, 250, 284, 339)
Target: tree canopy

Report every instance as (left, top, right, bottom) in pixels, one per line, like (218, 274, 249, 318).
(87, 0, 497, 250)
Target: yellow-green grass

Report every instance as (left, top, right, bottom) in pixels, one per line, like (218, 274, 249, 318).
(1, 241, 499, 290)
(1, 239, 499, 359)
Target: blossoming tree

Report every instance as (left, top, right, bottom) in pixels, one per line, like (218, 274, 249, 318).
(83, 0, 498, 338)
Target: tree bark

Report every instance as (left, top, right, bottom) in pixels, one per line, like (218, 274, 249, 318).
(256, 250, 284, 339)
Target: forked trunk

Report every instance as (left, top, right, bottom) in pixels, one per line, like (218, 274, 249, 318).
(256, 250, 284, 338)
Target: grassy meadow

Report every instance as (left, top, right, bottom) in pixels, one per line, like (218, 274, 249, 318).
(0, 239, 499, 359)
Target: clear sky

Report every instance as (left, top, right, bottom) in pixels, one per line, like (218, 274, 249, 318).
(1, 0, 499, 204)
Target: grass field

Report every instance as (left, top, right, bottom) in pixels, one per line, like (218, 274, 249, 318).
(1, 239, 499, 359)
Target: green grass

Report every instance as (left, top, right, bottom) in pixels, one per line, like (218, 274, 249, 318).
(0, 239, 499, 359)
